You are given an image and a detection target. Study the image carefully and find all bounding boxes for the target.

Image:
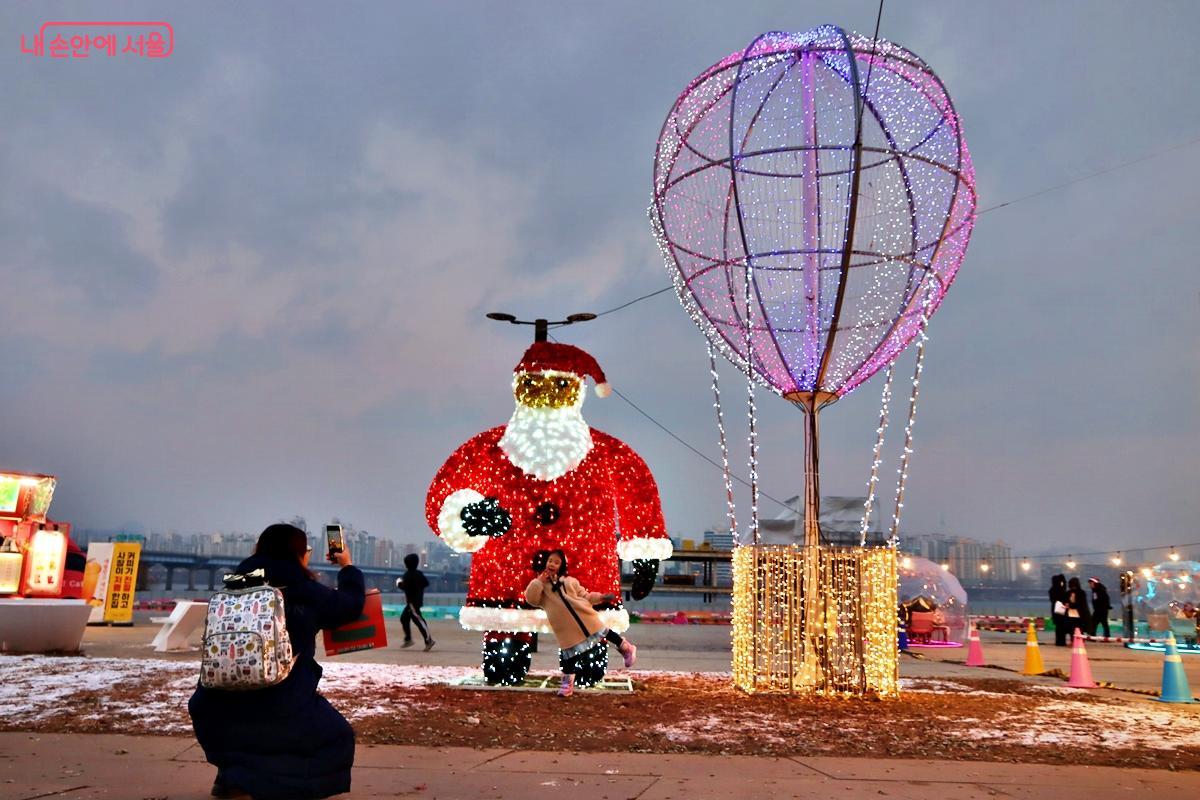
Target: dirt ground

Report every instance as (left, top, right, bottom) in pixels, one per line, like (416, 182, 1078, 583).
(351, 674, 1200, 771)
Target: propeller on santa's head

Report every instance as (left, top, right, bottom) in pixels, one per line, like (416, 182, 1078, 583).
(486, 311, 611, 397)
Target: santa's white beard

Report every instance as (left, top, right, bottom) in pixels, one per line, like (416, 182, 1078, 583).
(498, 403, 593, 481)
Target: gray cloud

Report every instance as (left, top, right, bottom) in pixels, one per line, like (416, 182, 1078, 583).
(0, 1, 1197, 558)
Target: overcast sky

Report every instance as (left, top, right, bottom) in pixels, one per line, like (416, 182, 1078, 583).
(1, 1, 1197, 561)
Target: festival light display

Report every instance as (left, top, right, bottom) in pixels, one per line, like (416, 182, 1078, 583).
(426, 337, 670, 684)
(898, 555, 968, 645)
(1133, 560, 1200, 641)
(652, 25, 975, 696)
(732, 545, 898, 697)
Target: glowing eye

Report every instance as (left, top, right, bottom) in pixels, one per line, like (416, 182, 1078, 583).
(557, 379, 567, 388)
(523, 378, 534, 387)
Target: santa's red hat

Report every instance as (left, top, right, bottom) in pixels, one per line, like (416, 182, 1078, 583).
(514, 341, 611, 398)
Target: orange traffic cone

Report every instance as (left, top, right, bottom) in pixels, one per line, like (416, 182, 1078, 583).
(1067, 628, 1096, 688)
(965, 623, 985, 666)
(1022, 621, 1045, 675)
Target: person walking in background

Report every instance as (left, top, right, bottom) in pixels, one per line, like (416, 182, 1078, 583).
(397, 553, 435, 651)
(1089, 576, 1112, 639)
(1049, 574, 1070, 647)
(1066, 576, 1092, 639)
(189, 523, 365, 800)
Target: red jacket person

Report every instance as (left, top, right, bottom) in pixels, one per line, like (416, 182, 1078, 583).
(425, 340, 670, 683)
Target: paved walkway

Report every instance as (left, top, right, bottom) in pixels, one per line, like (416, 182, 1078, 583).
(2, 733, 1197, 800)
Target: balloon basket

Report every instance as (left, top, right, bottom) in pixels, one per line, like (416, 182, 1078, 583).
(732, 544, 898, 698)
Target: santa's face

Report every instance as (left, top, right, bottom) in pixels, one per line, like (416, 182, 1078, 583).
(514, 372, 581, 409)
(498, 370, 593, 481)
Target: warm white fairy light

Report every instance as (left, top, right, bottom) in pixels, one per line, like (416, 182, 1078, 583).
(860, 362, 895, 546)
(707, 342, 738, 545)
(733, 545, 898, 698)
(1169, 547, 1181, 562)
(1111, 553, 1123, 566)
(1066, 556, 1077, 570)
(1021, 559, 1032, 572)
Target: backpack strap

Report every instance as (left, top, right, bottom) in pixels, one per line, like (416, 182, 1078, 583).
(552, 579, 591, 638)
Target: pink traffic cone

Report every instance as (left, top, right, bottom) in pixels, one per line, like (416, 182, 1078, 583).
(965, 623, 986, 666)
(1067, 628, 1096, 688)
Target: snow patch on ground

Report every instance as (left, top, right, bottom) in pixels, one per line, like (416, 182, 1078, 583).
(650, 712, 792, 746)
(0, 655, 473, 729)
(944, 697, 1200, 751)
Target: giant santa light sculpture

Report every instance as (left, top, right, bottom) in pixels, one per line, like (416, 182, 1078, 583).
(426, 314, 671, 685)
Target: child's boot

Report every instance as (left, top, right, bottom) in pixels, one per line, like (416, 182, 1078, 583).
(558, 673, 575, 697)
(619, 640, 637, 669)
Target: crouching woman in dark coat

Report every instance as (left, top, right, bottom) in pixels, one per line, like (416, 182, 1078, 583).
(189, 524, 366, 800)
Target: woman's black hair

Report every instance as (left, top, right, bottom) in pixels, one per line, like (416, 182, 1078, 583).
(1067, 576, 1082, 591)
(255, 523, 309, 564)
(530, 548, 568, 576)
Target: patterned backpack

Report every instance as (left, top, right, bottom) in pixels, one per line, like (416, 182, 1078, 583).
(200, 569, 296, 690)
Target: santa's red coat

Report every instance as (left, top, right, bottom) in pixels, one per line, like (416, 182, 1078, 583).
(426, 425, 668, 632)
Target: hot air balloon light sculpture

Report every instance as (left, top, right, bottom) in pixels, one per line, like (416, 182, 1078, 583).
(651, 26, 976, 696)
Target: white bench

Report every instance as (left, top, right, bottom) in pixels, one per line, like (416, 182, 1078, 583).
(0, 599, 92, 653)
(149, 600, 208, 652)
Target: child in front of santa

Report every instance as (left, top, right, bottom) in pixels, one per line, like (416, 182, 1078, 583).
(524, 548, 637, 696)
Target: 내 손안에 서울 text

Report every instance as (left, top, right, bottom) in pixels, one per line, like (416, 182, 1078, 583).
(20, 21, 174, 59)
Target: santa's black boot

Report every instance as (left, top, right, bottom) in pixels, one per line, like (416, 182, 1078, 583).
(481, 632, 533, 686)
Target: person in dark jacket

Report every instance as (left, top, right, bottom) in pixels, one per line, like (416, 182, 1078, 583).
(189, 523, 366, 800)
(1049, 574, 1070, 646)
(1065, 576, 1092, 640)
(396, 552, 434, 651)
(1088, 577, 1113, 639)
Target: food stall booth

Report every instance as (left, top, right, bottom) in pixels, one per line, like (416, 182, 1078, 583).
(0, 471, 93, 652)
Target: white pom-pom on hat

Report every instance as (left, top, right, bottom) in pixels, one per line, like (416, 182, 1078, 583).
(595, 382, 612, 398)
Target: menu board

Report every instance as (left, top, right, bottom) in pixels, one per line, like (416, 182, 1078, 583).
(22, 528, 67, 597)
(0, 477, 19, 514)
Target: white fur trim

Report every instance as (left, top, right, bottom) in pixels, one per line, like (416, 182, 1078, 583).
(458, 605, 630, 634)
(595, 382, 611, 398)
(437, 489, 490, 553)
(617, 538, 674, 561)
(498, 397, 592, 481)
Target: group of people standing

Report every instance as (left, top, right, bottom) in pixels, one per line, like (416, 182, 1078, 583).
(1049, 574, 1113, 646)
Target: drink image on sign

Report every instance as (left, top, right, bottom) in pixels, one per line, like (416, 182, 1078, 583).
(325, 524, 344, 559)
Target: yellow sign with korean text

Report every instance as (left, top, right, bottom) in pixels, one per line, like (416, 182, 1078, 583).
(103, 542, 141, 623)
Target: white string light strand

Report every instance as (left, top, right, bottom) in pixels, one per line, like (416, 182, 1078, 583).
(860, 361, 895, 546)
(708, 341, 738, 546)
(889, 278, 937, 546)
(743, 262, 761, 546)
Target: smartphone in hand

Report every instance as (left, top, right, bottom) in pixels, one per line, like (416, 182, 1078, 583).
(325, 524, 344, 557)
